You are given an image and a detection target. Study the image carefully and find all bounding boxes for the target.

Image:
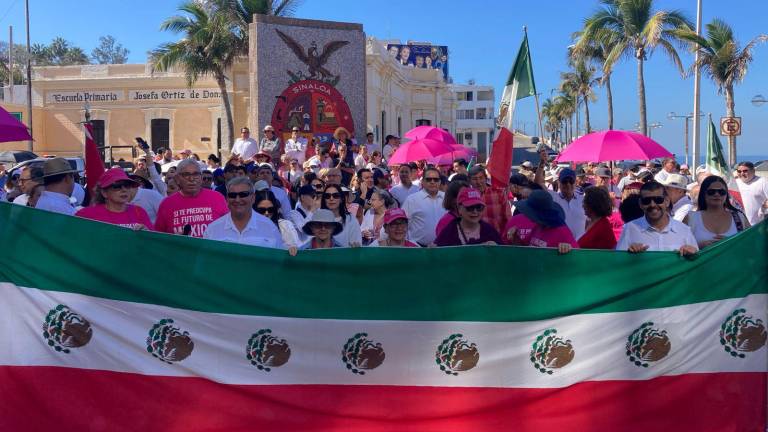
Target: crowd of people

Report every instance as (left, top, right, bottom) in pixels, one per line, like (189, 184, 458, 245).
(2, 125, 767, 256)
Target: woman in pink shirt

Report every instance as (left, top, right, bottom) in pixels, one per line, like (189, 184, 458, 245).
(507, 190, 577, 253)
(75, 168, 154, 230)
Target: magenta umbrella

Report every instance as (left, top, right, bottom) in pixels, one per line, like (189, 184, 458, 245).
(555, 130, 672, 162)
(0, 106, 32, 143)
(429, 144, 477, 166)
(387, 138, 455, 166)
(403, 125, 457, 145)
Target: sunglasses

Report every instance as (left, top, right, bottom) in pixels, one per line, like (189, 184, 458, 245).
(108, 182, 136, 190)
(227, 191, 251, 199)
(312, 222, 336, 230)
(312, 183, 324, 189)
(423, 177, 440, 183)
(255, 206, 276, 215)
(323, 192, 341, 199)
(640, 196, 665, 205)
(706, 188, 727, 196)
(464, 204, 485, 212)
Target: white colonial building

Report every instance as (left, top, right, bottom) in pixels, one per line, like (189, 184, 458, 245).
(449, 83, 495, 159)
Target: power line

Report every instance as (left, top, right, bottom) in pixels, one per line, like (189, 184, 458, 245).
(0, 0, 21, 26)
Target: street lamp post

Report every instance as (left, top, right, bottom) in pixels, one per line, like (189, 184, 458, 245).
(752, 95, 767, 107)
(636, 122, 662, 139)
(667, 112, 703, 166)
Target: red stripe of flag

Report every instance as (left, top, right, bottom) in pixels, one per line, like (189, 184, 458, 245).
(1, 366, 763, 431)
(84, 122, 106, 194)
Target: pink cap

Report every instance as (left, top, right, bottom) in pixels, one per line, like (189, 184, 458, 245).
(384, 208, 408, 225)
(98, 168, 137, 188)
(181, 149, 192, 155)
(457, 187, 484, 207)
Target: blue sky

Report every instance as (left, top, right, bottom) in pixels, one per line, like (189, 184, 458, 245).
(2, 0, 766, 158)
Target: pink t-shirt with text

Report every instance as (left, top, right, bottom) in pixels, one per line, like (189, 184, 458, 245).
(155, 189, 228, 237)
(75, 204, 154, 231)
(503, 214, 538, 245)
(528, 225, 579, 249)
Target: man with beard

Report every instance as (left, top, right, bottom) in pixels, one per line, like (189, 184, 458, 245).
(616, 181, 697, 256)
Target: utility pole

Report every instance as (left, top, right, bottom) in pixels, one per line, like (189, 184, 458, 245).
(691, 0, 703, 169)
(667, 112, 703, 166)
(8, 26, 13, 103)
(25, 0, 33, 152)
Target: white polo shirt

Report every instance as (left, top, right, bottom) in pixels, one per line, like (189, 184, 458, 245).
(736, 176, 768, 225)
(549, 191, 586, 239)
(285, 137, 308, 165)
(616, 217, 699, 252)
(203, 210, 284, 248)
(671, 195, 693, 222)
(402, 189, 446, 245)
(390, 183, 419, 206)
(35, 191, 75, 215)
(232, 137, 259, 160)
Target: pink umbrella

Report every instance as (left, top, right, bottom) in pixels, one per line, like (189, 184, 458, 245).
(387, 138, 454, 166)
(404, 126, 457, 145)
(429, 144, 477, 166)
(0, 106, 32, 143)
(555, 130, 672, 163)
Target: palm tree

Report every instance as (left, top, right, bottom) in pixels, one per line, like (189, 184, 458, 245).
(542, 98, 561, 145)
(560, 61, 599, 134)
(577, 0, 692, 136)
(554, 93, 576, 144)
(213, 0, 303, 56)
(676, 19, 767, 166)
(152, 0, 301, 152)
(572, 29, 620, 130)
(152, 2, 239, 150)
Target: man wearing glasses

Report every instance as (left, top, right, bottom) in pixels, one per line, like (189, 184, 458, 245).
(11, 166, 44, 206)
(735, 162, 768, 225)
(204, 177, 284, 248)
(155, 159, 228, 237)
(616, 181, 697, 256)
(543, 167, 587, 240)
(232, 127, 258, 161)
(402, 167, 446, 246)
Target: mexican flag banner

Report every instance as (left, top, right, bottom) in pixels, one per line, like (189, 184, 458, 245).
(706, 116, 729, 178)
(487, 33, 537, 188)
(0, 202, 766, 431)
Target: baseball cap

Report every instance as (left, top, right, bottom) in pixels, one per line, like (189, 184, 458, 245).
(98, 167, 138, 188)
(383, 208, 409, 225)
(263, 125, 275, 132)
(253, 180, 270, 191)
(521, 161, 533, 168)
(291, 126, 300, 132)
(558, 168, 576, 182)
(457, 187, 484, 207)
(661, 173, 688, 190)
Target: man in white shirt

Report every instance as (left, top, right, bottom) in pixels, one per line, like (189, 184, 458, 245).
(35, 158, 77, 216)
(390, 164, 419, 206)
(547, 168, 587, 239)
(128, 176, 164, 223)
(204, 177, 284, 248)
(12, 165, 44, 206)
(363, 132, 380, 154)
(231, 127, 259, 161)
(653, 157, 677, 183)
(284, 127, 308, 165)
(402, 167, 446, 246)
(661, 174, 693, 222)
(735, 161, 768, 225)
(616, 181, 698, 255)
(290, 185, 317, 245)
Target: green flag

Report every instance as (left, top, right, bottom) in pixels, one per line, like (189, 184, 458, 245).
(706, 117, 729, 178)
(498, 34, 537, 130)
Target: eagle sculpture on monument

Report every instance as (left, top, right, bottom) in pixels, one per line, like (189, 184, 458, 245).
(276, 29, 349, 82)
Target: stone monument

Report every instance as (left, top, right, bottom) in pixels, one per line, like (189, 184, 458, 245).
(249, 15, 366, 148)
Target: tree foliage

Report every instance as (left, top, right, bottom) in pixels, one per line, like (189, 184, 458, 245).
(91, 35, 130, 64)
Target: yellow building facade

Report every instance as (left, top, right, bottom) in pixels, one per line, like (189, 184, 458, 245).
(1, 62, 251, 160)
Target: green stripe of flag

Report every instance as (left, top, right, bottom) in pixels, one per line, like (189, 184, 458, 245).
(0, 203, 766, 322)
